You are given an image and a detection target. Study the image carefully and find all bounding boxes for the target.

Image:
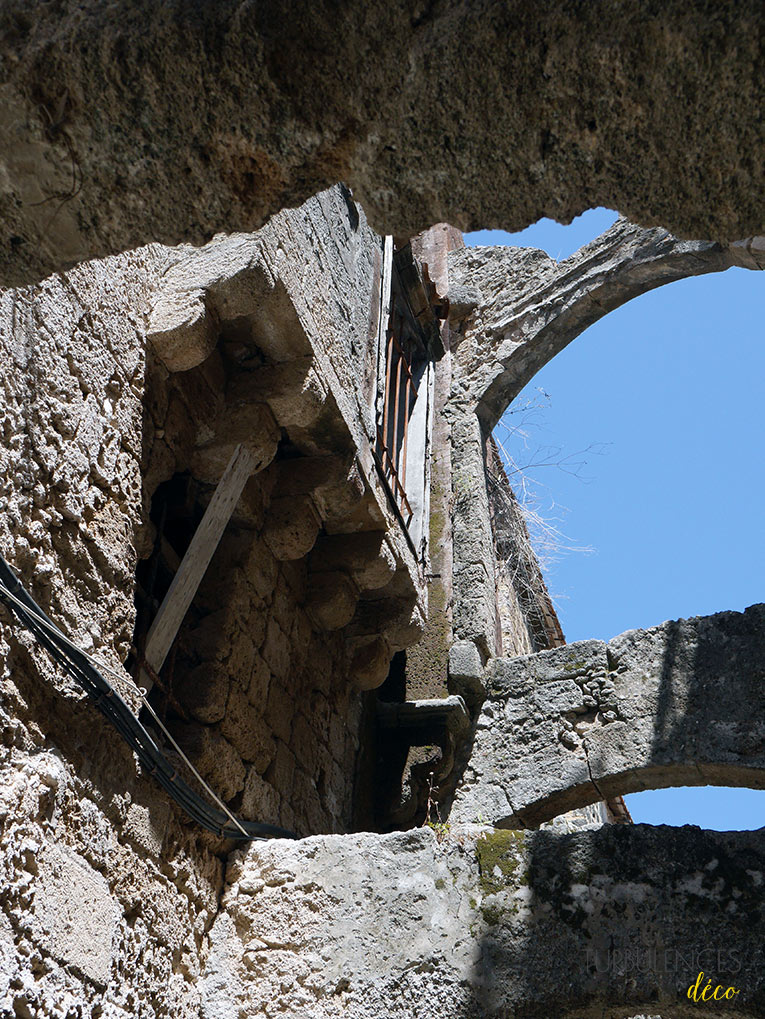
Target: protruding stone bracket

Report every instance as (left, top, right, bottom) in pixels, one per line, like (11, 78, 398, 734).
(450, 603, 765, 827)
(377, 695, 470, 739)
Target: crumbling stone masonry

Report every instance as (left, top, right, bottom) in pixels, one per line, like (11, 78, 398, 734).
(1, 173, 764, 1019)
(450, 604, 765, 829)
(0, 2, 762, 286)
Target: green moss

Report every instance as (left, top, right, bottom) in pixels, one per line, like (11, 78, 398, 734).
(435, 877, 446, 890)
(563, 659, 587, 672)
(480, 902, 503, 926)
(476, 830, 526, 896)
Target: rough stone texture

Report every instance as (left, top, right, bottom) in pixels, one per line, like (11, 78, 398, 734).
(486, 436, 565, 657)
(404, 224, 463, 705)
(204, 824, 765, 1018)
(1, 2, 763, 287)
(0, 187, 437, 1016)
(450, 219, 765, 433)
(450, 604, 765, 828)
(0, 242, 230, 1019)
(445, 220, 764, 656)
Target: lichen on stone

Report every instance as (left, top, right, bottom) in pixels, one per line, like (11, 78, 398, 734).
(475, 829, 526, 896)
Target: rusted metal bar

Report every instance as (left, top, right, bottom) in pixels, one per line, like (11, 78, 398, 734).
(382, 330, 393, 457)
(401, 372, 411, 489)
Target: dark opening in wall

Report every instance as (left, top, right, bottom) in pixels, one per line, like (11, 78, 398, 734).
(372, 651, 462, 831)
(129, 472, 204, 690)
(133, 354, 380, 837)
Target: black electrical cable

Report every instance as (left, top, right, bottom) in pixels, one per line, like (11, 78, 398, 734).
(0, 553, 296, 842)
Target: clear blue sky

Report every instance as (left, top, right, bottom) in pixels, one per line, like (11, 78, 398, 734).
(466, 211, 765, 831)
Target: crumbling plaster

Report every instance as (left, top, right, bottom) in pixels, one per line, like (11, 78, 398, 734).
(0, 1, 763, 287)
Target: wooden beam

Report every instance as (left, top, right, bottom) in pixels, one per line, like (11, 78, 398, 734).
(138, 443, 257, 693)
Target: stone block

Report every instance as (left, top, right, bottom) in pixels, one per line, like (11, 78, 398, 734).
(241, 767, 281, 825)
(309, 531, 396, 591)
(448, 639, 485, 704)
(182, 662, 231, 724)
(148, 291, 218, 372)
(264, 678, 294, 744)
(169, 724, 245, 802)
(227, 358, 328, 429)
(191, 403, 279, 483)
(220, 684, 275, 771)
(266, 741, 297, 796)
(35, 847, 115, 988)
(305, 571, 359, 631)
(261, 617, 292, 679)
(347, 635, 392, 691)
(123, 800, 169, 858)
(262, 495, 322, 561)
(246, 652, 271, 708)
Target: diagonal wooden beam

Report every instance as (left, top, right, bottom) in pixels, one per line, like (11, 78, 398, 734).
(139, 443, 257, 694)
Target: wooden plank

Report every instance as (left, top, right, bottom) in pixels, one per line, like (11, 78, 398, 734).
(138, 443, 257, 693)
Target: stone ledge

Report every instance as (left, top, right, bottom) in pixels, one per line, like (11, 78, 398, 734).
(203, 824, 765, 1018)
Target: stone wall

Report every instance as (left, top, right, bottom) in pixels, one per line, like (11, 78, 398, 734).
(444, 220, 764, 666)
(135, 187, 400, 836)
(0, 187, 429, 1015)
(202, 824, 765, 1018)
(0, 244, 225, 1018)
(1, 2, 763, 286)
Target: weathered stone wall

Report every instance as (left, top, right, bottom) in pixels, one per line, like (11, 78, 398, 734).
(444, 222, 764, 666)
(0, 187, 425, 1014)
(485, 437, 564, 658)
(0, 245, 227, 1018)
(137, 187, 400, 837)
(158, 511, 364, 837)
(449, 222, 765, 432)
(1, 1, 763, 286)
(203, 824, 765, 1018)
(450, 604, 765, 828)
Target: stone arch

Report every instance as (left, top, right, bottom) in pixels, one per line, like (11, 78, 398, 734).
(448, 221, 765, 433)
(444, 223, 764, 659)
(449, 603, 765, 828)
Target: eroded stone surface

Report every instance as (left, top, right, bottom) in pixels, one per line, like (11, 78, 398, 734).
(444, 219, 764, 658)
(1, 3, 763, 286)
(203, 824, 765, 1018)
(450, 604, 765, 827)
(450, 219, 764, 432)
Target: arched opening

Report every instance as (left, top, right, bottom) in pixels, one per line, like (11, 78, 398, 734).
(465, 210, 765, 831)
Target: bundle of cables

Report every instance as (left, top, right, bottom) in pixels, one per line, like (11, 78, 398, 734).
(0, 552, 296, 842)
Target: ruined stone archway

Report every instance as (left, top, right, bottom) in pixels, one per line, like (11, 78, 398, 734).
(449, 603, 765, 828)
(449, 221, 765, 434)
(444, 223, 765, 659)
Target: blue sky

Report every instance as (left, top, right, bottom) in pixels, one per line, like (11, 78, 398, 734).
(466, 211, 765, 831)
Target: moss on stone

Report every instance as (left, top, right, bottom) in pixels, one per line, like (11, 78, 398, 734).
(476, 829, 526, 896)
